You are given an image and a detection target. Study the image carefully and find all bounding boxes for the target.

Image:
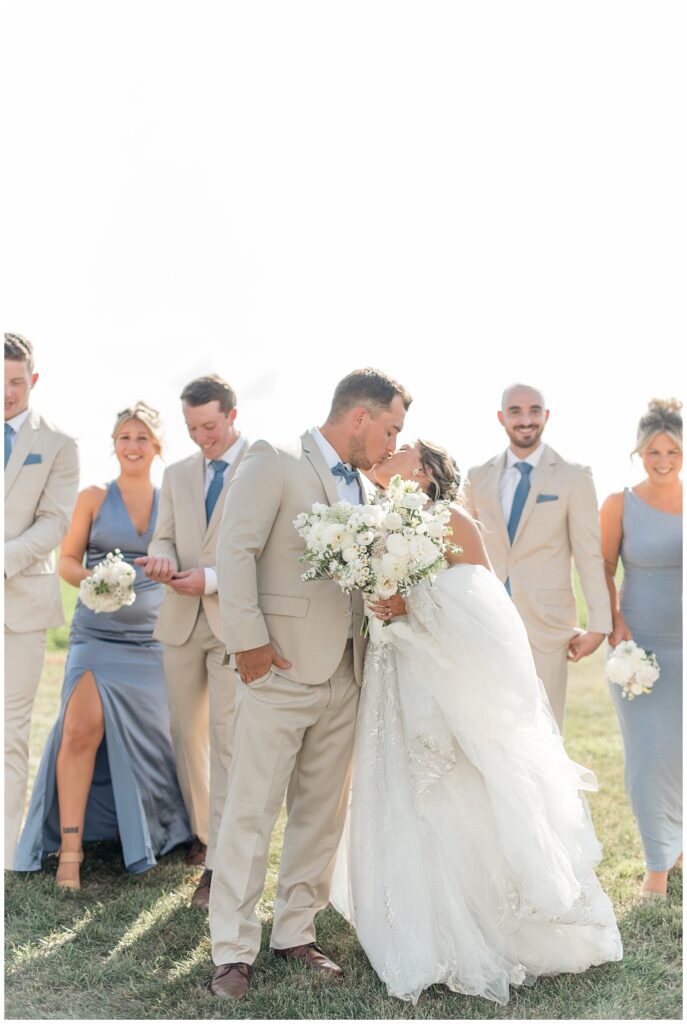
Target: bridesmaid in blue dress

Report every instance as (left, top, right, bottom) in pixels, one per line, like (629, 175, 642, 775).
(15, 402, 192, 887)
(600, 398, 683, 899)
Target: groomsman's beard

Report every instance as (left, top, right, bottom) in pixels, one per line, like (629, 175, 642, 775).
(509, 426, 545, 450)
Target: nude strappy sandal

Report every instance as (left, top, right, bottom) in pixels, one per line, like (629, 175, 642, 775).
(56, 850, 83, 890)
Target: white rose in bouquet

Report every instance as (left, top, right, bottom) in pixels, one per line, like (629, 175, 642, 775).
(606, 640, 660, 700)
(383, 511, 403, 531)
(401, 492, 426, 510)
(294, 474, 462, 638)
(606, 656, 634, 686)
(386, 533, 410, 557)
(79, 549, 137, 614)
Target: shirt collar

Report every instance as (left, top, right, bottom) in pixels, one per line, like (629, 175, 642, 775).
(6, 407, 31, 434)
(204, 434, 245, 468)
(311, 426, 352, 472)
(506, 442, 545, 470)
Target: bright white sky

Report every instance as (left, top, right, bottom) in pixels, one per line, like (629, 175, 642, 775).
(5, 0, 684, 502)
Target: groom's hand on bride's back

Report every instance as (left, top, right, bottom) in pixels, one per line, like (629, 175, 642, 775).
(236, 644, 292, 684)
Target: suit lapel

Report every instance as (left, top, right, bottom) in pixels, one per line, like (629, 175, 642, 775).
(301, 430, 341, 506)
(4, 409, 41, 497)
(191, 452, 207, 536)
(486, 452, 510, 550)
(511, 444, 557, 545)
(204, 438, 249, 540)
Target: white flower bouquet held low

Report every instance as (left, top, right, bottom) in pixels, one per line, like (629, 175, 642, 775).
(79, 549, 137, 613)
(606, 639, 660, 700)
(294, 474, 461, 635)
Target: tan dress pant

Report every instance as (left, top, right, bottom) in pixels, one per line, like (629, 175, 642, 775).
(163, 608, 238, 870)
(209, 642, 359, 966)
(4, 626, 47, 868)
(531, 644, 570, 731)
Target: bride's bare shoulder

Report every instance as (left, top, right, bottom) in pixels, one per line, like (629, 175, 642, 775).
(448, 501, 479, 532)
(446, 502, 491, 568)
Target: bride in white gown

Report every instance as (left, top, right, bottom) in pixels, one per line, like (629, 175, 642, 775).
(330, 440, 623, 1006)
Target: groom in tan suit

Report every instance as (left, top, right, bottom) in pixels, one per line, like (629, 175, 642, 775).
(137, 375, 246, 908)
(4, 333, 79, 868)
(465, 383, 612, 729)
(209, 368, 412, 1000)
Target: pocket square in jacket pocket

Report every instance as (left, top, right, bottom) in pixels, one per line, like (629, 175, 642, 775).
(23, 453, 43, 465)
(536, 493, 558, 503)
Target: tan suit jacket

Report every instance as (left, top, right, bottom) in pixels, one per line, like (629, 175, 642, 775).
(149, 444, 247, 645)
(4, 409, 79, 632)
(217, 430, 369, 686)
(465, 444, 612, 653)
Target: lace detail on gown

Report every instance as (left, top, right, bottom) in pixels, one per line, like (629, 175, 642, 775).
(331, 565, 622, 1005)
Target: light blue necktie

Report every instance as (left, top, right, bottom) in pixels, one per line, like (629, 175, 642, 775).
(504, 461, 533, 596)
(4, 422, 14, 469)
(331, 461, 358, 486)
(205, 460, 228, 522)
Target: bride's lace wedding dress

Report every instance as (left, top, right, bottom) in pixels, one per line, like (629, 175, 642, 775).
(330, 563, 623, 1005)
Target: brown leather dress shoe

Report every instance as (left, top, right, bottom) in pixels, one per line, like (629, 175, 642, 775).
(190, 869, 212, 909)
(185, 838, 207, 867)
(273, 942, 344, 977)
(211, 962, 251, 1000)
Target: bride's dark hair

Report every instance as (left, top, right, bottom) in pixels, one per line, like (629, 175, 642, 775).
(417, 439, 461, 502)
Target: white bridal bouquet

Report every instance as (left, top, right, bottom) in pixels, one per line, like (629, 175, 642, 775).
(294, 474, 460, 634)
(606, 640, 660, 700)
(79, 549, 137, 613)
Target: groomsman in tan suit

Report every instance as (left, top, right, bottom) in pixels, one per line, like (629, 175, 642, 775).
(209, 368, 412, 1000)
(4, 333, 79, 868)
(465, 383, 612, 730)
(136, 375, 246, 909)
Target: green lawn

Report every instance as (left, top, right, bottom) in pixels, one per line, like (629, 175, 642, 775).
(5, 628, 682, 1019)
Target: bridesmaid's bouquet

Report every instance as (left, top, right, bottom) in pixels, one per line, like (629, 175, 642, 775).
(79, 549, 137, 613)
(606, 640, 660, 700)
(294, 475, 460, 635)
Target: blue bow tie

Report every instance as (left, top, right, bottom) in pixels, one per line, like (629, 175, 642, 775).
(331, 461, 358, 486)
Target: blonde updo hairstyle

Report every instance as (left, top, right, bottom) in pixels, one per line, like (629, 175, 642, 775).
(417, 439, 462, 502)
(112, 401, 164, 455)
(632, 398, 682, 457)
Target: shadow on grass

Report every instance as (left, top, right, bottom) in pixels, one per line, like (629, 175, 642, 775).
(5, 846, 683, 1020)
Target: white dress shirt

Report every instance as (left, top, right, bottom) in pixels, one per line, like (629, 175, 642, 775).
(202, 435, 246, 594)
(310, 427, 363, 505)
(498, 443, 545, 524)
(5, 407, 31, 456)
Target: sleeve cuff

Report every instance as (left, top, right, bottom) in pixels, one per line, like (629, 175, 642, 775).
(203, 568, 218, 595)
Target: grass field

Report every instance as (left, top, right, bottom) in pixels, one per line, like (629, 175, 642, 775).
(5, 575, 682, 1020)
